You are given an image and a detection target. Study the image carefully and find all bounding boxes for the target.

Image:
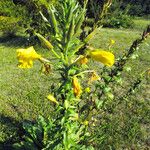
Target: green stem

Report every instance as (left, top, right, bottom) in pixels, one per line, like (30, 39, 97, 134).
(75, 70, 95, 77)
(64, 43, 69, 64)
(51, 48, 61, 59)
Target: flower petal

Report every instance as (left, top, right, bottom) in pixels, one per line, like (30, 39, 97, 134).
(16, 46, 41, 68)
(89, 50, 115, 67)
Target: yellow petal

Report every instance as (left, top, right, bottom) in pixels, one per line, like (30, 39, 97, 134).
(72, 76, 82, 98)
(77, 55, 88, 65)
(47, 94, 59, 104)
(18, 61, 33, 68)
(85, 87, 91, 93)
(83, 120, 89, 126)
(89, 50, 115, 67)
(88, 71, 100, 84)
(16, 46, 41, 68)
(110, 39, 115, 45)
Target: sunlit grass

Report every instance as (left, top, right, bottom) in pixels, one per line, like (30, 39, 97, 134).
(133, 17, 150, 31)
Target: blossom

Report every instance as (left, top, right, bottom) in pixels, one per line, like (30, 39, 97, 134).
(85, 87, 91, 93)
(110, 39, 115, 45)
(17, 46, 41, 68)
(72, 76, 82, 98)
(77, 55, 88, 65)
(88, 71, 100, 84)
(83, 120, 89, 126)
(47, 94, 59, 104)
(89, 50, 115, 67)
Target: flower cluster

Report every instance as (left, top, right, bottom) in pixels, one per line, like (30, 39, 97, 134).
(16, 47, 115, 98)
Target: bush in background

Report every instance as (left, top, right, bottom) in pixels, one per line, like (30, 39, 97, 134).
(122, 0, 150, 16)
(0, 0, 31, 36)
(102, 0, 134, 28)
(102, 14, 134, 29)
(0, 16, 21, 37)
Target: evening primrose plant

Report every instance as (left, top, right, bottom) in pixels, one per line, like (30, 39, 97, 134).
(14, 0, 115, 149)
(14, 0, 150, 149)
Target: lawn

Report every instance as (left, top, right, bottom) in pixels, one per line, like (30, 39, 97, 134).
(0, 21, 150, 148)
(133, 17, 150, 31)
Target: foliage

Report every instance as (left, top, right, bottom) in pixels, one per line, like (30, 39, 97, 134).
(13, 116, 64, 149)
(13, 0, 57, 36)
(1, 0, 150, 149)
(102, 0, 134, 28)
(13, 0, 115, 149)
(0, 16, 20, 37)
(121, 0, 150, 16)
(0, 0, 31, 25)
(0, 0, 31, 36)
(102, 14, 134, 28)
(83, 0, 149, 29)
(0, 0, 56, 36)
(102, 0, 150, 28)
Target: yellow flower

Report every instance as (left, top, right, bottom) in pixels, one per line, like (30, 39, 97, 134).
(110, 39, 115, 45)
(88, 71, 100, 84)
(77, 55, 88, 65)
(72, 76, 82, 98)
(47, 94, 59, 104)
(89, 50, 115, 67)
(85, 87, 91, 93)
(17, 46, 41, 68)
(83, 120, 89, 126)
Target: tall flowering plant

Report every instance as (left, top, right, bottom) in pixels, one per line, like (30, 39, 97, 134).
(14, 0, 150, 149)
(15, 0, 114, 149)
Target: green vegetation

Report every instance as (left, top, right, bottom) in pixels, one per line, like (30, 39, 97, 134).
(0, 0, 150, 149)
(133, 18, 150, 31)
(0, 21, 150, 148)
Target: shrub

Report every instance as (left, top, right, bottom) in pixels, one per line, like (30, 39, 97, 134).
(101, 0, 134, 28)
(0, 0, 31, 32)
(102, 14, 134, 28)
(0, 16, 20, 37)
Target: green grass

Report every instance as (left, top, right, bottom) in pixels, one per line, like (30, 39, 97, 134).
(0, 20, 150, 149)
(133, 18, 150, 31)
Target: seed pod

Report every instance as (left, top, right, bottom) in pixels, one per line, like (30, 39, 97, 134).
(35, 33, 53, 49)
(49, 6, 58, 36)
(67, 18, 75, 42)
(72, 76, 82, 98)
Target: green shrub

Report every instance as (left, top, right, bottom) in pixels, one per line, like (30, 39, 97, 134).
(102, 14, 134, 28)
(0, 0, 31, 30)
(0, 16, 21, 36)
(101, 0, 134, 28)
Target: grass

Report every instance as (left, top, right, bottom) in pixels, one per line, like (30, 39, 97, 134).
(0, 20, 150, 149)
(133, 17, 150, 31)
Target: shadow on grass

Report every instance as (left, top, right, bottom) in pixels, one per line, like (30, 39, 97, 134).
(0, 114, 21, 149)
(0, 114, 33, 150)
(0, 34, 28, 47)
